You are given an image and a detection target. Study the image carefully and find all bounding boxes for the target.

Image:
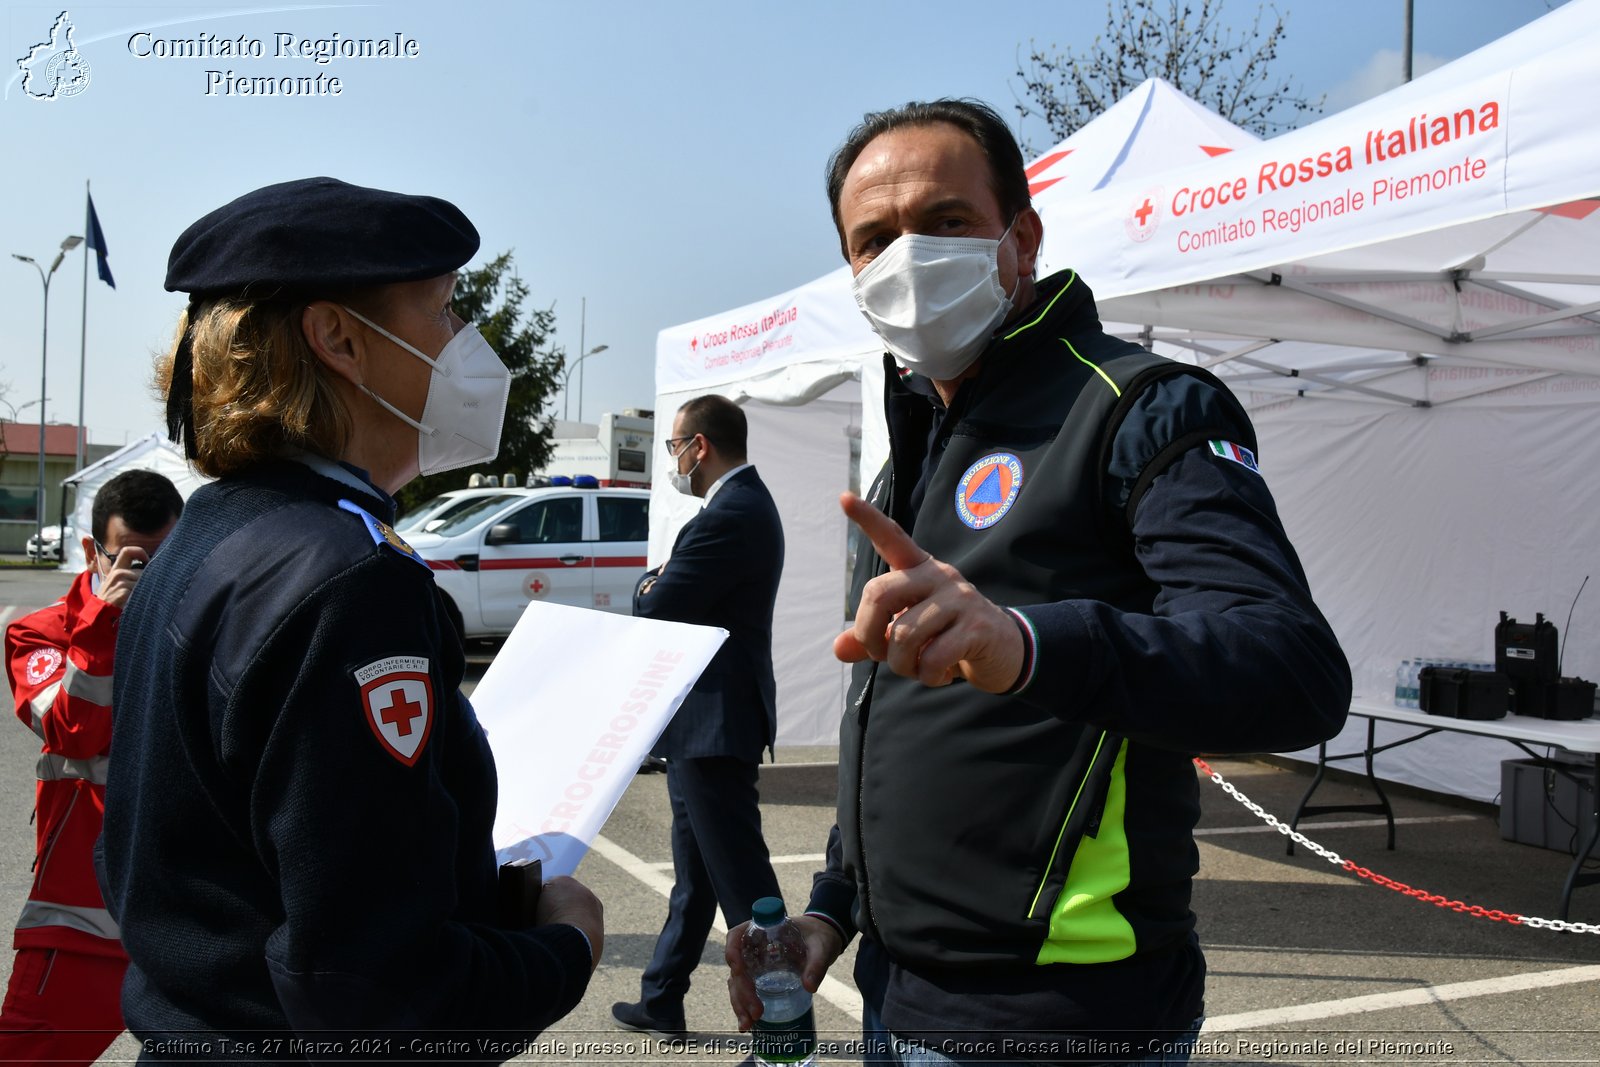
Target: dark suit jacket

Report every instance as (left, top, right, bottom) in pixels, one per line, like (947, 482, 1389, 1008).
(636, 466, 783, 761)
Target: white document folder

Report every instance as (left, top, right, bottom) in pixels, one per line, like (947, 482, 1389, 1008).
(468, 599, 726, 876)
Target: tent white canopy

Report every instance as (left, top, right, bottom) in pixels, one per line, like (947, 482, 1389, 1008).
(1033, 0, 1600, 800)
(1039, 0, 1600, 410)
(653, 80, 1262, 747)
(60, 433, 209, 572)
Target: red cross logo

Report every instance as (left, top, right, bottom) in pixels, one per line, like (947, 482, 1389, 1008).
(1126, 187, 1163, 243)
(25, 647, 63, 686)
(526, 571, 551, 599)
(380, 692, 424, 736)
(531, 578, 546, 594)
(358, 663, 435, 766)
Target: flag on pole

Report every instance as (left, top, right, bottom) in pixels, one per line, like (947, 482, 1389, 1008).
(85, 193, 114, 288)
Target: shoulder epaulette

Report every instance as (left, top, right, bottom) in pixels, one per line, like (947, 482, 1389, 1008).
(337, 499, 430, 571)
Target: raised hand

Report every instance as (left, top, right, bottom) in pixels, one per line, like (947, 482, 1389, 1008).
(834, 493, 1023, 693)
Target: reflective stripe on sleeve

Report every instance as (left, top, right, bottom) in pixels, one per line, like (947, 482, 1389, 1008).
(36, 752, 109, 785)
(62, 661, 113, 707)
(27, 681, 61, 738)
(16, 900, 120, 941)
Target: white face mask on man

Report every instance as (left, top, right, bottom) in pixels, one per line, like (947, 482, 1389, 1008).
(668, 440, 701, 497)
(341, 305, 512, 477)
(851, 217, 1020, 381)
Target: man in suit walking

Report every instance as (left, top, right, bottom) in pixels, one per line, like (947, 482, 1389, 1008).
(613, 394, 785, 1038)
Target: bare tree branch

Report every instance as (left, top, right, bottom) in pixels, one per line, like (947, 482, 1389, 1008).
(1013, 0, 1325, 155)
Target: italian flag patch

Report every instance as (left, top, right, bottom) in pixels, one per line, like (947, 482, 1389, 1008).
(1209, 440, 1260, 473)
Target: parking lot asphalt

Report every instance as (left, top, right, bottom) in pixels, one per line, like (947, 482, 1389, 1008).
(0, 568, 1595, 1065)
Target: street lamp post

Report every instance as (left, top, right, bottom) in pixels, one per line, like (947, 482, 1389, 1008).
(13, 236, 83, 565)
(562, 344, 610, 422)
(574, 296, 616, 424)
(0, 399, 48, 422)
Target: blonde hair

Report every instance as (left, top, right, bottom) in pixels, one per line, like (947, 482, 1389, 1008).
(156, 295, 353, 478)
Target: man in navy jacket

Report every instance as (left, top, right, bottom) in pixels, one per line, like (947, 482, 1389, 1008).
(723, 99, 1349, 1063)
(613, 394, 785, 1037)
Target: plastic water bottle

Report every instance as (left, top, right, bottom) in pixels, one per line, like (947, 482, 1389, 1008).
(1395, 660, 1411, 707)
(743, 897, 817, 1067)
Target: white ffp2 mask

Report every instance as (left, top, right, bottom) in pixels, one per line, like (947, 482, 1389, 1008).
(669, 454, 700, 497)
(851, 221, 1018, 380)
(343, 306, 512, 477)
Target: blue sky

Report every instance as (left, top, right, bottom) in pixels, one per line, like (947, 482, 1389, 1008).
(0, 0, 1566, 449)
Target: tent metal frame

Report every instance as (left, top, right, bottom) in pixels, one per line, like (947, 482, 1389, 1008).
(1115, 254, 1600, 410)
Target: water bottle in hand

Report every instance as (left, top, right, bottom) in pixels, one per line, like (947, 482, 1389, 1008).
(742, 897, 817, 1067)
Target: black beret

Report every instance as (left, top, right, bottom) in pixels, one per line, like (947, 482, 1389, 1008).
(164, 176, 479, 297)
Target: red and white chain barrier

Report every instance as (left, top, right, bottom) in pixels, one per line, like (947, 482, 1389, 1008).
(1192, 757, 1600, 935)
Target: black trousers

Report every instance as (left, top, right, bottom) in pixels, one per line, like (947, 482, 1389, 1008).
(639, 755, 781, 1013)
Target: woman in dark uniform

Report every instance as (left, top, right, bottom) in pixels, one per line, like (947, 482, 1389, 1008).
(97, 177, 603, 1059)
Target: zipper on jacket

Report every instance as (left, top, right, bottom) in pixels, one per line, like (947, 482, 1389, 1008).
(33, 789, 79, 883)
(1028, 730, 1115, 919)
(1083, 781, 1111, 839)
(854, 665, 881, 943)
(35, 949, 56, 995)
(855, 392, 901, 947)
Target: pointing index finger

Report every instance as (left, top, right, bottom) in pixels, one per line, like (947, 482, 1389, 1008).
(840, 492, 929, 572)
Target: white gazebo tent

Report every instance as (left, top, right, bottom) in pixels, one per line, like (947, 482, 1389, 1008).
(653, 80, 1261, 746)
(1034, 0, 1600, 800)
(60, 433, 209, 573)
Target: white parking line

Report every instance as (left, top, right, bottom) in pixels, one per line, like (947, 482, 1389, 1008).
(1204, 964, 1600, 1031)
(588, 833, 680, 900)
(0, 606, 17, 629)
(589, 833, 864, 1021)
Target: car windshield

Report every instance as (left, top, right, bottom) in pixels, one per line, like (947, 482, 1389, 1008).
(399, 494, 514, 534)
(395, 495, 459, 532)
(427, 495, 523, 536)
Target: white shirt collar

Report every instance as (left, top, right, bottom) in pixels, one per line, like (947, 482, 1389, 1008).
(702, 463, 751, 507)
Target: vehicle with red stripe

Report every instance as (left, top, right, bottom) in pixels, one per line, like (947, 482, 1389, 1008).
(404, 483, 650, 640)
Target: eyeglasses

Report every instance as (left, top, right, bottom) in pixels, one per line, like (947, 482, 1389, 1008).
(663, 435, 696, 457)
(94, 539, 157, 565)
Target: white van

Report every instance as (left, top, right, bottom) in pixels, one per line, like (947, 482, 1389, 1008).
(404, 485, 650, 641)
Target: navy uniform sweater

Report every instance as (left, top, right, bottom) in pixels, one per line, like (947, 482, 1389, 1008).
(808, 272, 1350, 1059)
(98, 459, 590, 1062)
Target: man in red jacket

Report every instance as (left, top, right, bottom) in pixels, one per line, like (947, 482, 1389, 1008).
(0, 469, 183, 1063)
